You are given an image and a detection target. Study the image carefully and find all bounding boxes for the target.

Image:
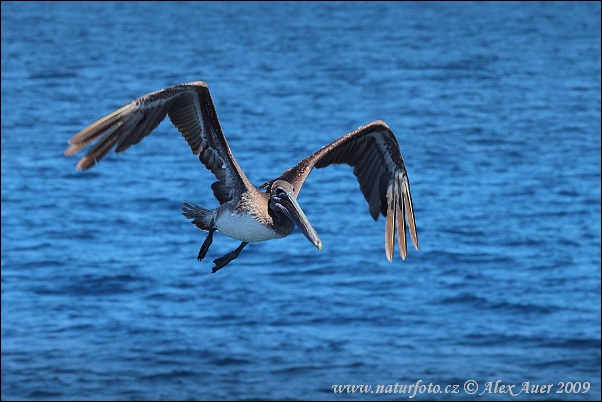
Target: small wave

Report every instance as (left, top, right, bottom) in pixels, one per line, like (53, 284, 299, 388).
(213, 357, 252, 366)
(27, 390, 63, 399)
(28, 71, 77, 80)
(542, 338, 601, 350)
(141, 369, 199, 381)
(439, 293, 553, 315)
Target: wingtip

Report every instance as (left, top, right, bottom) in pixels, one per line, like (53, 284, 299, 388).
(386, 251, 393, 263)
(75, 157, 94, 171)
(64, 144, 79, 157)
(410, 229, 419, 251)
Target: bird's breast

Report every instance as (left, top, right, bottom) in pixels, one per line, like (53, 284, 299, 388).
(215, 209, 285, 242)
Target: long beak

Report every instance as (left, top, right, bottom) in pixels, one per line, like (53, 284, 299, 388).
(280, 192, 322, 250)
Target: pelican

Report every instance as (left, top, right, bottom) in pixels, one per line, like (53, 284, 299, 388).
(65, 81, 418, 273)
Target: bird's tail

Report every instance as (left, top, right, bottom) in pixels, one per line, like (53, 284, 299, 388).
(182, 201, 213, 231)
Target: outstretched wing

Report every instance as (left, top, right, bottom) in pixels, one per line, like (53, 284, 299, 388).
(277, 120, 418, 261)
(65, 81, 253, 204)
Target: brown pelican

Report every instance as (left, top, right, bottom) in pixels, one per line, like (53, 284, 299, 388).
(65, 81, 418, 273)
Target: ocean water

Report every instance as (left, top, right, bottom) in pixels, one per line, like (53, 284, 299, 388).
(1, 2, 600, 400)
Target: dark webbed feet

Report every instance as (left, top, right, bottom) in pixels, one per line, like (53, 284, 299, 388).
(198, 229, 215, 261)
(211, 242, 249, 273)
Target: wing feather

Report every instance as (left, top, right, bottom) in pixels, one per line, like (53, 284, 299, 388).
(277, 120, 419, 260)
(384, 178, 396, 262)
(397, 182, 407, 260)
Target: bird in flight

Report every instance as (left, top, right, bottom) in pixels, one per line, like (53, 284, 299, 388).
(65, 81, 418, 272)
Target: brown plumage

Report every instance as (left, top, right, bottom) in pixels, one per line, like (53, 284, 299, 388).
(65, 81, 418, 271)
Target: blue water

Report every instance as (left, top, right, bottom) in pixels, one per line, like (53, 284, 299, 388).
(1, 2, 600, 400)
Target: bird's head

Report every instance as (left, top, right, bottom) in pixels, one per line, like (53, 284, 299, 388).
(268, 180, 322, 251)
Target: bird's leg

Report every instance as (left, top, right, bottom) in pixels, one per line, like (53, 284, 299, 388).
(197, 229, 215, 261)
(212, 242, 249, 273)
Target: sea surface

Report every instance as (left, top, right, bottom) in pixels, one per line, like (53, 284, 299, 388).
(1, 2, 600, 400)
